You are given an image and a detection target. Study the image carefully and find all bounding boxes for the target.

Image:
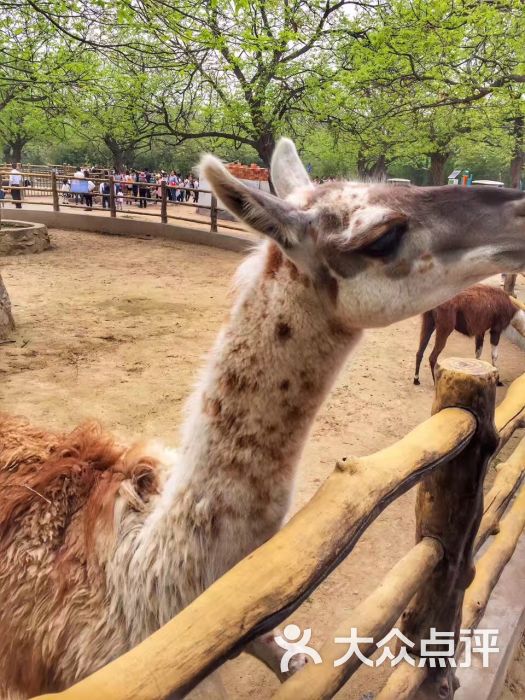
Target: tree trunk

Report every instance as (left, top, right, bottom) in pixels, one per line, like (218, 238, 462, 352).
(255, 131, 277, 193)
(503, 118, 524, 297)
(9, 136, 26, 164)
(108, 148, 127, 172)
(104, 136, 135, 172)
(510, 116, 524, 190)
(254, 131, 276, 169)
(428, 151, 450, 186)
(357, 153, 387, 181)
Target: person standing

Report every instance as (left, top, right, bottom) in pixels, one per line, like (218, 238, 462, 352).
(138, 169, 151, 208)
(124, 170, 134, 205)
(99, 171, 111, 209)
(184, 176, 192, 202)
(71, 167, 85, 205)
(193, 177, 200, 203)
(61, 178, 71, 203)
(8, 164, 23, 209)
(168, 170, 177, 201)
(177, 175, 185, 202)
(132, 169, 139, 203)
(84, 171, 95, 209)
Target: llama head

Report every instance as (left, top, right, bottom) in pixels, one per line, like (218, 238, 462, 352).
(201, 139, 525, 328)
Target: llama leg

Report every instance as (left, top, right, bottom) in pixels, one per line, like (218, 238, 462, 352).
(490, 329, 503, 385)
(244, 630, 307, 681)
(414, 312, 435, 385)
(475, 333, 484, 359)
(428, 322, 453, 383)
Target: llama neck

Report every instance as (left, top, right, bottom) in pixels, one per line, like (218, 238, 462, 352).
(121, 244, 361, 629)
(177, 243, 361, 510)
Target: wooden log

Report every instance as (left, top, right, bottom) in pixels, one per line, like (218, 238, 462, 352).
(463, 481, 525, 632)
(273, 538, 443, 700)
(399, 358, 498, 700)
(160, 181, 168, 224)
(375, 663, 428, 700)
(210, 193, 218, 233)
(475, 434, 525, 550)
(32, 408, 475, 700)
(509, 295, 525, 313)
(376, 410, 525, 700)
(494, 371, 525, 448)
(51, 172, 60, 212)
(109, 176, 116, 218)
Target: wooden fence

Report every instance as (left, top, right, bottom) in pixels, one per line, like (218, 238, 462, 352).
(31, 356, 525, 700)
(0, 169, 244, 235)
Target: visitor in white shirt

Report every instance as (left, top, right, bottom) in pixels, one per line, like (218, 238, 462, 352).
(8, 164, 23, 209)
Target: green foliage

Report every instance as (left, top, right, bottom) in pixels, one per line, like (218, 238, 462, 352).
(1, 0, 523, 184)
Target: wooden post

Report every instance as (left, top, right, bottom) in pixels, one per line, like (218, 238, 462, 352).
(161, 180, 168, 224)
(109, 175, 116, 218)
(503, 273, 517, 297)
(210, 194, 218, 233)
(400, 358, 499, 699)
(51, 171, 60, 212)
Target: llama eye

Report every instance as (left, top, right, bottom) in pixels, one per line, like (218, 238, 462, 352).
(360, 222, 408, 258)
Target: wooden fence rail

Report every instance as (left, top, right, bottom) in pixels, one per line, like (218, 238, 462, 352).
(32, 357, 525, 700)
(0, 173, 247, 235)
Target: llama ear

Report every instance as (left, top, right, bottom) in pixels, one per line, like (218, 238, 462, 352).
(270, 138, 313, 199)
(200, 154, 308, 249)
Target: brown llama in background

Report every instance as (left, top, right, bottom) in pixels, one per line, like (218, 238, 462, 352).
(414, 284, 525, 385)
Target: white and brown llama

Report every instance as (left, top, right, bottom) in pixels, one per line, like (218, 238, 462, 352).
(1, 140, 525, 699)
(413, 284, 525, 385)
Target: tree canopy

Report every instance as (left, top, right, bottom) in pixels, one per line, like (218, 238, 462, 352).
(1, 0, 523, 184)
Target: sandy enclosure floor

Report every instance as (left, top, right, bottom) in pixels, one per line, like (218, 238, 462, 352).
(1, 229, 524, 699)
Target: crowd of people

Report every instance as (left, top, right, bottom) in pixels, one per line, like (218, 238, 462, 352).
(62, 168, 200, 210)
(0, 164, 200, 211)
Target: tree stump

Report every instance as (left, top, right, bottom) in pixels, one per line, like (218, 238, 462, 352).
(400, 358, 499, 699)
(0, 221, 50, 255)
(0, 272, 15, 338)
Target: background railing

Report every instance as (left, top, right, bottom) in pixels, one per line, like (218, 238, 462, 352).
(0, 169, 246, 235)
(33, 357, 525, 700)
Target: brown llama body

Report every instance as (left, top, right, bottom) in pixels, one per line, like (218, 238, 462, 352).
(414, 284, 525, 385)
(1, 138, 525, 698)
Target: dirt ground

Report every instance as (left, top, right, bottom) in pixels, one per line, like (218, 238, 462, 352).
(500, 635, 525, 700)
(1, 229, 524, 699)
